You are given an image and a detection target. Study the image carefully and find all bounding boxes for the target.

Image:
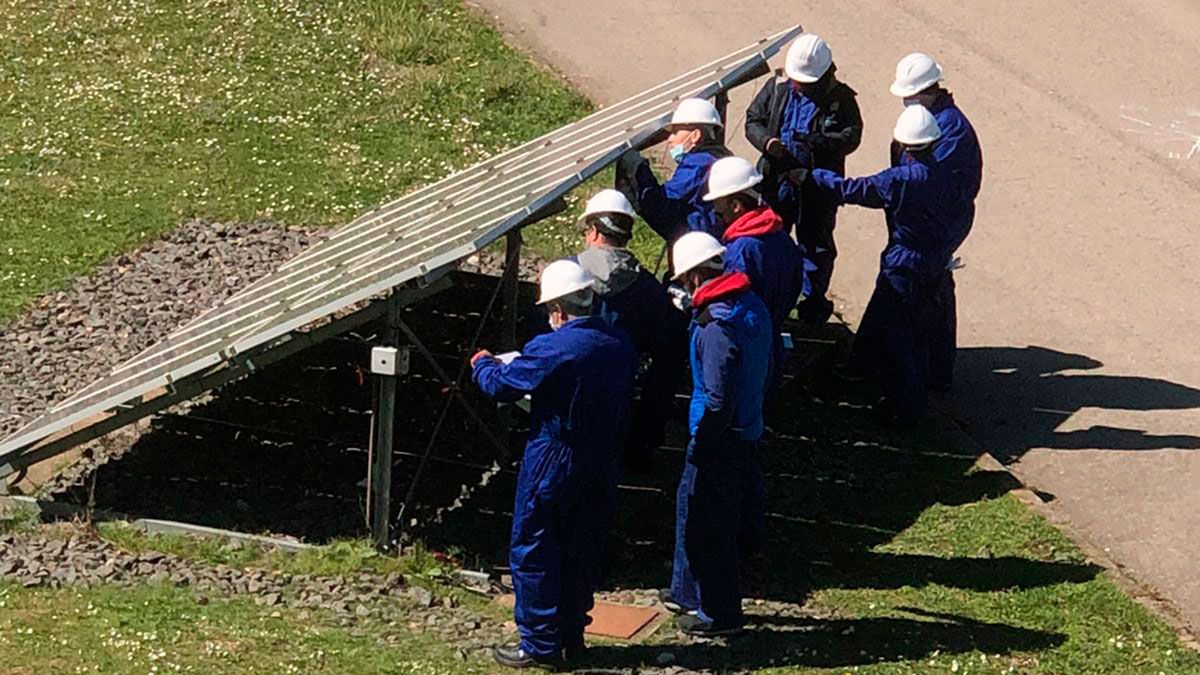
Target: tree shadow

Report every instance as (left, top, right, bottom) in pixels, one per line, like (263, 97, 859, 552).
(953, 346, 1200, 461)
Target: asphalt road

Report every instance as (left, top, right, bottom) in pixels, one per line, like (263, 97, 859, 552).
(470, 0, 1200, 631)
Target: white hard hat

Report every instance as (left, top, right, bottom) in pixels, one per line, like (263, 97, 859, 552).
(667, 98, 723, 129)
(892, 105, 942, 146)
(578, 189, 635, 224)
(703, 156, 763, 202)
(537, 259, 595, 305)
(672, 231, 727, 280)
(784, 34, 833, 83)
(890, 52, 943, 97)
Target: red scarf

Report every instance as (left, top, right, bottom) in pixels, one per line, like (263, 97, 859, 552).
(722, 205, 784, 241)
(691, 271, 752, 311)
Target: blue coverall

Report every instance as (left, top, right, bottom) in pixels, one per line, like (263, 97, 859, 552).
(810, 149, 974, 420)
(722, 204, 804, 419)
(922, 94, 983, 390)
(577, 246, 689, 457)
(633, 146, 728, 241)
(473, 316, 638, 657)
(669, 273, 771, 629)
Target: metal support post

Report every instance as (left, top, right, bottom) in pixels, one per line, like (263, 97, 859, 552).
(369, 292, 406, 552)
(502, 230, 524, 349)
(714, 91, 730, 145)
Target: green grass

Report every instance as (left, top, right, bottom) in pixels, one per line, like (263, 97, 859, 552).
(0, 581, 489, 674)
(0, 504, 40, 535)
(0, 0, 589, 321)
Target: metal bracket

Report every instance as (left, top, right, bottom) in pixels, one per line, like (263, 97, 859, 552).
(515, 197, 568, 230)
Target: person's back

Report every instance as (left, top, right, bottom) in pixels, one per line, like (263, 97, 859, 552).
(688, 281, 772, 443)
(509, 316, 637, 470)
(721, 205, 804, 333)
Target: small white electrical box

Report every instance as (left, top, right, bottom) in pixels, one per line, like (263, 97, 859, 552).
(371, 346, 409, 376)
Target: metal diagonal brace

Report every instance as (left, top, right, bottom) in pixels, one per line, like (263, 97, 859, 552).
(393, 318, 509, 460)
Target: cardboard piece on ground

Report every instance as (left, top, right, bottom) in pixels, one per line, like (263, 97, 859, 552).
(495, 595, 666, 641)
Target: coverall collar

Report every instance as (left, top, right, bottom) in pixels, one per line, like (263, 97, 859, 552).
(691, 271, 752, 312)
(722, 205, 784, 241)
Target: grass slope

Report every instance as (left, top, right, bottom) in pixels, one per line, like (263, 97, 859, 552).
(0, 0, 588, 321)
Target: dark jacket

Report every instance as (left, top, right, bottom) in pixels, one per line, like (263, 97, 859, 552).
(576, 246, 687, 363)
(745, 69, 863, 179)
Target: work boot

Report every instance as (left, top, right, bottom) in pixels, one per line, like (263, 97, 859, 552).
(562, 640, 588, 663)
(492, 644, 563, 671)
(676, 614, 745, 637)
(657, 588, 696, 616)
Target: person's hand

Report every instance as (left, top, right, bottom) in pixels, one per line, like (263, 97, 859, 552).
(765, 137, 787, 159)
(470, 349, 494, 367)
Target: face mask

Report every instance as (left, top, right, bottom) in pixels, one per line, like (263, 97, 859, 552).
(548, 312, 564, 332)
(668, 144, 687, 163)
(903, 97, 920, 107)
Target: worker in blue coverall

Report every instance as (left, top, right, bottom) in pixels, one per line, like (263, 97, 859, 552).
(617, 98, 732, 246)
(745, 33, 863, 326)
(809, 106, 973, 422)
(472, 259, 638, 670)
(889, 53, 983, 391)
(574, 190, 688, 469)
(703, 156, 803, 551)
(657, 231, 771, 636)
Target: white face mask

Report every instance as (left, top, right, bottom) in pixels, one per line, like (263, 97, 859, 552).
(903, 96, 920, 107)
(549, 312, 565, 332)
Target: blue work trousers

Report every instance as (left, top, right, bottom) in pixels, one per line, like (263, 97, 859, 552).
(850, 269, 937, 420)
(510, 459, 617, 656)
(670, 436, 757, 628)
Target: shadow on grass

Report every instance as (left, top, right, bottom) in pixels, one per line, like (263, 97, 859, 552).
(586, 609, 1064, 671)
(430, 333, 1097, 667)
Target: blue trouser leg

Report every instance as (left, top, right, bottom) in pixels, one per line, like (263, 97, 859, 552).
(738, 441, 765, 555)
(670, 460, 701, 612)
(764, 332, 786, 410)
(851, 272, 930, 420)
(510, 447, 570, 657)
(796, 190, 838, 322)
(927, 271, 957, 391)
(566, 462, 622, 650)
(670, 438, 745, 627)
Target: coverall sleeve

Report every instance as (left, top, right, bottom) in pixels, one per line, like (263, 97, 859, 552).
(472, 339, 558, 403)
(691, 320, 738, 461)
(744, 79, 776, 153)
(635, 161, 703, 241)
(810, 168, 898, 210)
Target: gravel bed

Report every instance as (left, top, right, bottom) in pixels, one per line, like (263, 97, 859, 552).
(0, 221, 543, 496)
(0, 220, 324, 436)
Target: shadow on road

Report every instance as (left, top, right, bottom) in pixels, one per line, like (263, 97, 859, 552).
(953, 346, 1200, 461)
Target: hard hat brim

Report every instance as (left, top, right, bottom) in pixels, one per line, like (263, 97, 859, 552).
(665, 118, 724, 130)
(785, 63, 827, 84)
(702, 182, 761, 202)
(537, 280, 594, 305)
